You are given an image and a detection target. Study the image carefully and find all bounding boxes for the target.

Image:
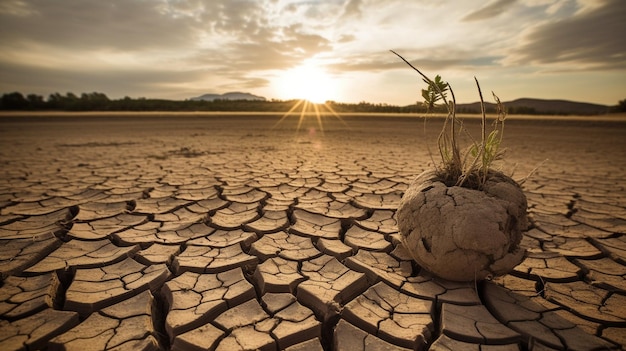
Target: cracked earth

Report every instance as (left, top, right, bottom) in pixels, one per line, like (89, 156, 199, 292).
(0, 114, 625, 350)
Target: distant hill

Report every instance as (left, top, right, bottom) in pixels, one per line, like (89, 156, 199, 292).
(455, 98, 610, 115)
(190, 92, 266, 102)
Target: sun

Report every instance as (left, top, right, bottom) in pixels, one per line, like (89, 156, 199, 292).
(271, 60, 349, 134)
(275, 62, 338, 104)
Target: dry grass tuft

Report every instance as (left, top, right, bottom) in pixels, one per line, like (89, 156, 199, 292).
(391, 50, 508, 190)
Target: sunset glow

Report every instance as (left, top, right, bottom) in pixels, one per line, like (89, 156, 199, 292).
(0, 0, 624, 105)
(274, 62, 340, 104)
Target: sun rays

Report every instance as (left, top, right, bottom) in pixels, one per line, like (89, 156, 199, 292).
(270, 60, 351, 134)
(271, 99, 350, 134)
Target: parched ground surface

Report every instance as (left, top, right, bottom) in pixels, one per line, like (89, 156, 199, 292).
(0, 113, 625, 350)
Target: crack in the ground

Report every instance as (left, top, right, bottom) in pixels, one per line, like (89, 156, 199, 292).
(152, 288, 171, 350)
(2, 119, 626, 350)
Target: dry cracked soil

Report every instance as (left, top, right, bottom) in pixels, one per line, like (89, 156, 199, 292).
(0, 113, 625, 350)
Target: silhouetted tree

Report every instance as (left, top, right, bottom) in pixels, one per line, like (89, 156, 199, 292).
(80, 92, 110, 110)
(26, 94, 46, 109)
(613, 99, 626, 113)
(1, 92, 29, 109)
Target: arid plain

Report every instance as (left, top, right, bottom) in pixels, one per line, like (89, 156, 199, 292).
(1, 113, 625, 350)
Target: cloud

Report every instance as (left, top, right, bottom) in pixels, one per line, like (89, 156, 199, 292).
(0, 0, 203, 51)
(187, 23, 331, 75)
(219, 76, 270, 90)
(0, 59, 206, 98)
(341, 0, 362, 18)
(462, 0, 517, 21)
(0, 0, 330, 57)
(0, 0, 623, 104)
(504, 0, 626, 70)
(328, 47, 501, 74)
(0, 0, 335, 96)
(337, 34, 356, 43)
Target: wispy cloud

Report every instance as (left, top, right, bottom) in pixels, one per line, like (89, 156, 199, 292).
(462, 0, 517, 21)
(341, 0, 363, 18)
(503, 0, 626, 71)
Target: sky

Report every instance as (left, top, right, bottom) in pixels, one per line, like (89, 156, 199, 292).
(1, 0, 625, 105)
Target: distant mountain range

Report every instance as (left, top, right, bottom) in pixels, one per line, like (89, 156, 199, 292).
(190, 92, 266, 101)
(455, 98, 610, 115)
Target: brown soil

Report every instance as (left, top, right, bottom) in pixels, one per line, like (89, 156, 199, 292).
(0, 113, 624, 350)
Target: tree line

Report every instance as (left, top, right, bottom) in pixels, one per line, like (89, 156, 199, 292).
(1, 91, 625, 114)
(0, 91, 425, 113)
